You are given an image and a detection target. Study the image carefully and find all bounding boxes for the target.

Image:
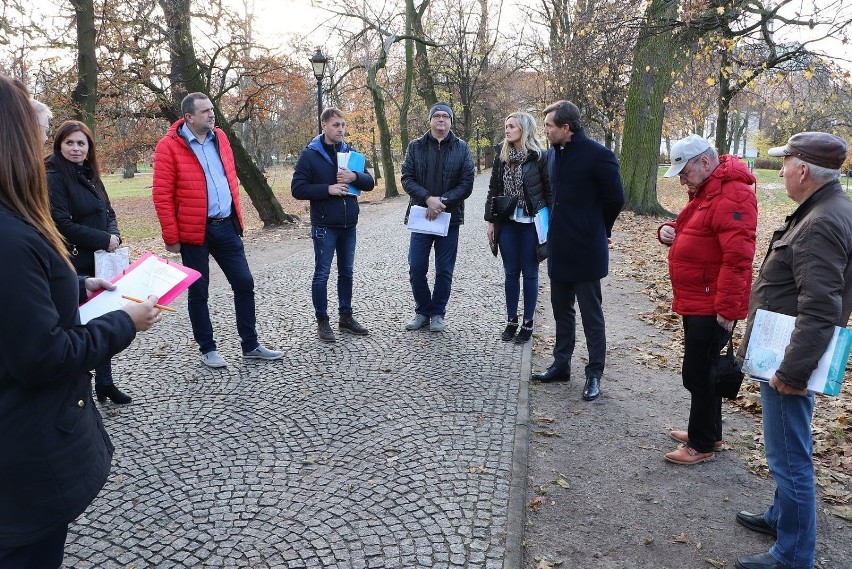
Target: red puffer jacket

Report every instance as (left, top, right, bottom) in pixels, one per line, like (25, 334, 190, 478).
(152, 120, 244, 246)
(658, 155, 758, 320)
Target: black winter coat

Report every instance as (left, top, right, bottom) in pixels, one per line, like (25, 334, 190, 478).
(0, 204, 136, 548)
(402, 130, 474, 226)
(546, 128, 625, 282)
(291, 136, 375, 228)
(46, 155, 120, 276)
(485, 147, 551, 221)
(485, 147, 551, 260)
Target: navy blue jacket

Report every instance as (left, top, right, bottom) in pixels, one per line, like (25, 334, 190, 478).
(402, 130, 474, 226)
(291, 136, 375, 228)
(0, 204, 136, 548)
(546, 128, 625, 282)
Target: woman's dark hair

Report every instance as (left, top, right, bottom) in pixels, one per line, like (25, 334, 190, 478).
(0, 74, 71, 266)
(51, 120, 104, 189)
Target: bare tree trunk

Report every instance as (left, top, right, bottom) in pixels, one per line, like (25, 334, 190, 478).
(366, 56, 399, 198)
(620, 0, 680, 215)
(715, 37, 733, 155)
(70, 0, 97, 132)
(411, 0, 436, 109)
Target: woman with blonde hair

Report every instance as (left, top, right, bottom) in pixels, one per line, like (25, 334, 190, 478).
(485, 112, 551, 343)
(0, 74, 160, 568)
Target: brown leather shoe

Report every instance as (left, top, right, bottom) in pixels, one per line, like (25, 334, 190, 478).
(664, 446, 714, 465)
(670, 430, 723, 451)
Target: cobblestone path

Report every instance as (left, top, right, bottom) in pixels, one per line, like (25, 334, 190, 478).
(65, 174, 527, 568)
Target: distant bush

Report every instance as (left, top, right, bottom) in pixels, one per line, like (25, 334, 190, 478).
(754, 158, 782, 170)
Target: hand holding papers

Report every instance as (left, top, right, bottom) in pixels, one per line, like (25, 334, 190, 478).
(340, 151, 366, 196)
(79, 252, 201, 324)
(406, 205, 451, 237)
(742, 309, 852, 396)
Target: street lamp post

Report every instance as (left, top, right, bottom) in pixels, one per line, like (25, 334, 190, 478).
(310, 48, 328, 135)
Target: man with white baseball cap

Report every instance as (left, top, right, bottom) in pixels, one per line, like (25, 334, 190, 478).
(664, 134, 712, 177)
(657, 133, 758, 465)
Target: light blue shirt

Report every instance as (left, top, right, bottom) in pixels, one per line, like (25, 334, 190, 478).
(180, 123, 232, 218)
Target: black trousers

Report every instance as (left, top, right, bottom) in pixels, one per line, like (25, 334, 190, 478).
(550, 278, 606, 378)
(681, 315, 729, 453)
(0, 525, 67, 569)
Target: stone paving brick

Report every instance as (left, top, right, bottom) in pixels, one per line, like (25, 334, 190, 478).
(65, 175, 523, 567)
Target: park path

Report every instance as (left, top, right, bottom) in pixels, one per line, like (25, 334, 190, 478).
(65, 174, 529, 568)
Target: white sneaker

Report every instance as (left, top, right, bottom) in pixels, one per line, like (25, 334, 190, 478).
(243, 344, 284, 360)
(201, 350, 228, 368)
(429, 315, 446, 332)
(405, 314, 430, 330)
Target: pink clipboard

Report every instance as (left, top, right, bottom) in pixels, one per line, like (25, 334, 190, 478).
(82, 252, 201, 308)
(80, 252, 201, 324)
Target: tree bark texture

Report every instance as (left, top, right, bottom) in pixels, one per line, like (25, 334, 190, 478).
(70, 0, 97, 132)
(621, 0, 682, 216)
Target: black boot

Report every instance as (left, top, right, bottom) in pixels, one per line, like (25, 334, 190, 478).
(95, 384, 132, 404)
(317, 317, 336, 342)
(501, 316, 519, 341)
(514, 320, 533, 344)
(339, 313, 369, 335)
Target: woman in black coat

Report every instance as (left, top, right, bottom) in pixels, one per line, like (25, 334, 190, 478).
(47, 120, 130, 404)
(485, 112, 551, 343)
(0, 75, 160, 569)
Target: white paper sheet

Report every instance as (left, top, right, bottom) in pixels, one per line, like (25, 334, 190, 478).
(406, 205, 451, 237)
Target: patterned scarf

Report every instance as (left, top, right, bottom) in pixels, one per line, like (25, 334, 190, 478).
(502, 147, 527, 211)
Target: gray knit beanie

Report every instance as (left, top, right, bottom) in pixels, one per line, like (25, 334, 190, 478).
(429, 102, 454, 120)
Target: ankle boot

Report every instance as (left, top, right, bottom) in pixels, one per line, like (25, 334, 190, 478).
(339, 313, 369, 335)
(514, 320, 533, 344)
(501, 316, 519, 341)
(317, 317, 336, 342)
(95, 384, 132, 404)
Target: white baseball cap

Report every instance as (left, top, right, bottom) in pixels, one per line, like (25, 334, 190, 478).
(664, 134, 712, 177)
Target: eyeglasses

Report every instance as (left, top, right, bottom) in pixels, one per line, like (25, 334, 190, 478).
(678, 158, 697, 179)
(431, 113, 451, 120)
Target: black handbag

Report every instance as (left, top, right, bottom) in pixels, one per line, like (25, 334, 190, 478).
(491, 195, 518, 221)
(716, 335, 744, 399)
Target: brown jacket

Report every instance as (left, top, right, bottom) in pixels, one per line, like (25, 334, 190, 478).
(740, 180, 852, 390)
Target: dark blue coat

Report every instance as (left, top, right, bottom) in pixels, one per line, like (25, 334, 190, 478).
(546, 128, 625, 282)
(291, 136, 375, 228)
(0, 204, 136, 548)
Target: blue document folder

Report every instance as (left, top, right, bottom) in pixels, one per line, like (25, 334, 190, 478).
(345, 151, 366, 196)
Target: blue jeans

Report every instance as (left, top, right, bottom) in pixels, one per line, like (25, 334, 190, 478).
(498, 221, 539, 321)
(180, 218, 257, 354)
(93, 358, 114, 387)
(760, 381, 816, 569)
(311, 225, 356, 319)
(408, 225, 460, 317)
(550, 279, 606, 377)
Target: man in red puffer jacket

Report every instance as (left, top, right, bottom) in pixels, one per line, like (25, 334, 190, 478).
(153, 92, 283, 368)
(657, 134, 758, 465)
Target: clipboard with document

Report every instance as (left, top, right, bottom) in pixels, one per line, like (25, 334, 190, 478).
(79, 252, 201, 324)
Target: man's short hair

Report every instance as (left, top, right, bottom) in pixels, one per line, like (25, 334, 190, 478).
(182, 92, 210, 117)
(791, 156, 841, 185)
(321, 107, 344, 123)
(543, 100, 582, 132)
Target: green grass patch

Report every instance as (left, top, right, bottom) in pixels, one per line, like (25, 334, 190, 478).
(103, 172, 153, 198)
